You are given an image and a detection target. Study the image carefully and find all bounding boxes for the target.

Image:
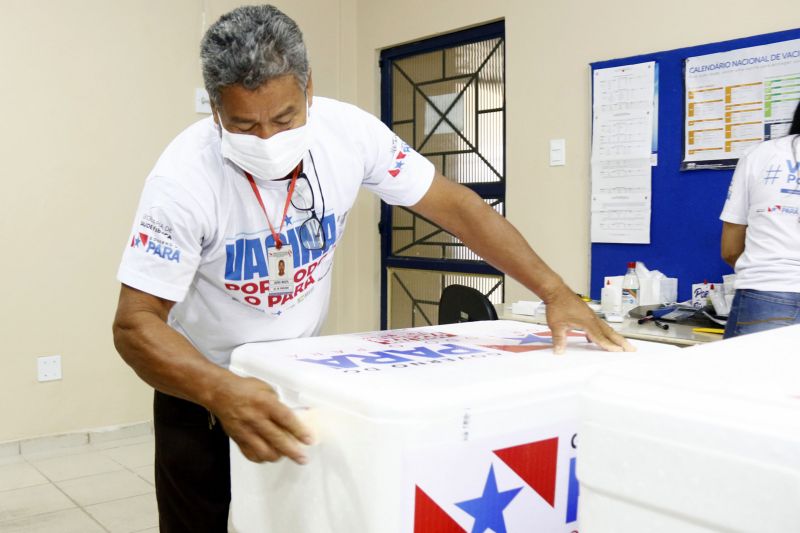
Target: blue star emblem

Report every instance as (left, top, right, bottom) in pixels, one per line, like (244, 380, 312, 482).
(456, 465, 522, 533)
(394, 160, 405, 168)
(274, 310, 283, 316)
(284, 215, 293, 225)
(505, 334, 551, 345)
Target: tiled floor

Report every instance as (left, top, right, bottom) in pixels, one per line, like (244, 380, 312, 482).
(0, 435, 158, 532)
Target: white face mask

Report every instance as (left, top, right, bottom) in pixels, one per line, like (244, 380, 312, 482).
(218, 103, 311, 181)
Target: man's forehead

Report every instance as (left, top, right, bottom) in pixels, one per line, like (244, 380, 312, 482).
(218, 77, 303, 118)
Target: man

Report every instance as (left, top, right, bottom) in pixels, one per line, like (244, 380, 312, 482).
(113, 5, 632, 531)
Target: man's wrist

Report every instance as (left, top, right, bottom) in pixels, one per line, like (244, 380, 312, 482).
(199, 367, 239, 412)
(538, 278, 572, 305)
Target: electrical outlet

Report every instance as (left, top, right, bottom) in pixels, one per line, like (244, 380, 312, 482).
(37, 355, 62, 382)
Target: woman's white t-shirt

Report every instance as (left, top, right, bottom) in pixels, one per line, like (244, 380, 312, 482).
(118, 97, 434, 366)
(720, 135, 800, 292)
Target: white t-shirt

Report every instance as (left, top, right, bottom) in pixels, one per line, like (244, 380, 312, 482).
(118, 97, 434, 366)
(720, 135, 800, 292)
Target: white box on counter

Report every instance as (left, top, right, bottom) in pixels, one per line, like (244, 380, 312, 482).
(603, 275, 678, 307)
(578, 324, 800, 533)
(228, 320, 676, 533)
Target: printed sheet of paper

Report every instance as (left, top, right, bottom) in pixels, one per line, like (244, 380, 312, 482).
(591, 62, 655, 243)
(591, 158, 652, 244)
(684, 38, 800, 169)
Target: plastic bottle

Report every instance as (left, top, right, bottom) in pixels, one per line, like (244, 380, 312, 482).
(621, 261, 640, 317)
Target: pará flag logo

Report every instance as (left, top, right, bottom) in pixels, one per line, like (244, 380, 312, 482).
(410, 432, 579, 533)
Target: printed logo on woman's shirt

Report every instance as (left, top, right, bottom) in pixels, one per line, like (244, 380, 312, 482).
(757, 204, 799, 216)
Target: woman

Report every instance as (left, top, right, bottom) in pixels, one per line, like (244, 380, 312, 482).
(720, 101, 800, 338)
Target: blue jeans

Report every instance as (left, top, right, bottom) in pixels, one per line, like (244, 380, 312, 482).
(723, 289, 800, 339)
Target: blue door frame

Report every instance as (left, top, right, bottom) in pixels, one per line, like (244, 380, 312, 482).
(378, 20, 506, 329)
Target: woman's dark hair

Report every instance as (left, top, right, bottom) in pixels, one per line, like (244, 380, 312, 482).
(791, 101, 800, 164)
(791, 100, 800, 135)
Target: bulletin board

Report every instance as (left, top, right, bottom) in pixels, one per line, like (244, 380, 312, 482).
(590, 27, 800, 301)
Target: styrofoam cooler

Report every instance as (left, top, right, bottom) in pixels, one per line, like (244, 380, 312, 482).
(578, 324, 800, 533)
(228, 320, 676, 533)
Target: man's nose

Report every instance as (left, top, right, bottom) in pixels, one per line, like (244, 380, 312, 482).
(252, 125, 281, 140)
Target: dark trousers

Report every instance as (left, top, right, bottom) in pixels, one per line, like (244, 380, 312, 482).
(154, 391, 231, 533)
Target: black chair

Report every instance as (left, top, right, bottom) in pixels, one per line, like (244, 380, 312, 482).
(437, 284, 499, 325)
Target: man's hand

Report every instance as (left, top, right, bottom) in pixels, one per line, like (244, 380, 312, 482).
(544, 286, 635, 354)
(210, 374, 314, 464)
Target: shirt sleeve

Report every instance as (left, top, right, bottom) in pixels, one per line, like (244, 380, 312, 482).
(117, 175, 209, 302)
(720, 151, 751, 225)
(357, 109, 435, 206)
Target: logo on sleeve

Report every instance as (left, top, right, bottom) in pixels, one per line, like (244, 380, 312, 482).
(130, 231, 181, 263)
(129, 210, 181, 263)
(388, 136, 412, 178)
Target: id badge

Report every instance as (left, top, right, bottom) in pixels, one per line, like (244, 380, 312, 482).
(267, 246, 295, 295)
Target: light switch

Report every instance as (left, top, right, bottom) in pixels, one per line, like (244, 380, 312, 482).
(549, 139, 566, 166)
(195, 88, 212, 114)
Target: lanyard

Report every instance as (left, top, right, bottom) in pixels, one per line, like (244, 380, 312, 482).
(245, 164, 301, 249)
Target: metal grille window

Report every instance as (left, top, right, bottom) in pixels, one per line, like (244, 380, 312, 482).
(379, 21, 506, 329)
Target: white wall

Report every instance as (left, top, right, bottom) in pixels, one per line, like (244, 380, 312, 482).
(1, 0, 796, 442)
(0, 0, 203, 443)
(0, 0, 355, 443)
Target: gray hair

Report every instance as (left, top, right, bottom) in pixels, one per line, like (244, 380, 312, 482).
(200, 5, 309, 106)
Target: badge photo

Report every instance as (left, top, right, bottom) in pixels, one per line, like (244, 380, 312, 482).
(268, 246, 295, 295)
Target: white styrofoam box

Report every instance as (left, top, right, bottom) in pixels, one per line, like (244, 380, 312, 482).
(604, 275, 677, 307)
(657, 277, 677, 304)
(578, 324, 800, 533)
(637, 278, 660, 306)
(228, 320, 677, 533)
(621, 276, 678, 306)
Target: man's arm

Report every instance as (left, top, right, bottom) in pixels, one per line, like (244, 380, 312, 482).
(112, 284, 313, 463)
(721, 222, 746, 268)
(409, 173, 633, 354)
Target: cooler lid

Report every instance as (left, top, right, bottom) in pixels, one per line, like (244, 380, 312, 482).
(584, 324, 800, 442)
(230, 320, 675, 420)
(579, 325, 800, 531)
